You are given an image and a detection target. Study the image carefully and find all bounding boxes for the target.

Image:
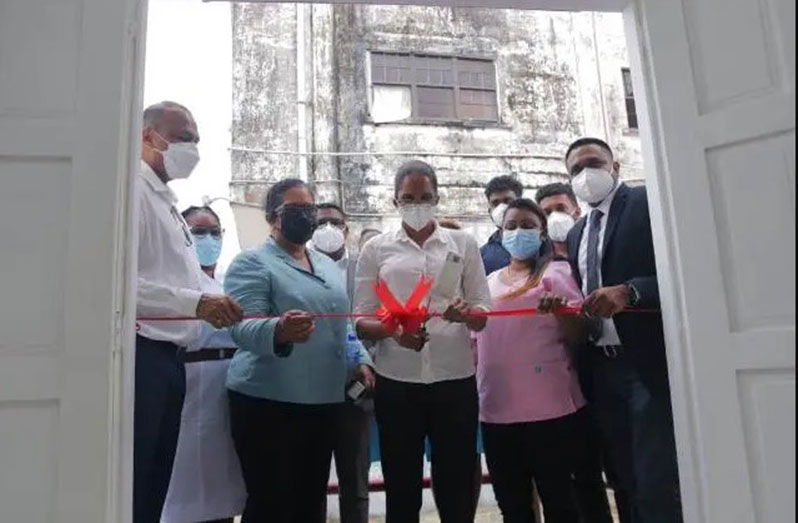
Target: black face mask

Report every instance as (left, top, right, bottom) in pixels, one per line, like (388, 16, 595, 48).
(279, 204, 318, 245)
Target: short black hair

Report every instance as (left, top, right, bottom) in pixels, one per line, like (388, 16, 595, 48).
(182, 205, 220, 224)
(394, 160, 438, 198)
(565, 137, 614, 162)
(485, 175, 523, 200)
(316, 202, 346, 218)
(535, 183, 578, 207)
(264, 178, 310, 220)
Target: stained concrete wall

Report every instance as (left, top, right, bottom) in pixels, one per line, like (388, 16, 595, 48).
(231, 4, 642, 247)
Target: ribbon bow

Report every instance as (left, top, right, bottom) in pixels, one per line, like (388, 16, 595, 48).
(374, 276, 434, 335)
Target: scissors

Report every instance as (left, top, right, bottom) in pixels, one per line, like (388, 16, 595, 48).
(414, 294, 433, 352)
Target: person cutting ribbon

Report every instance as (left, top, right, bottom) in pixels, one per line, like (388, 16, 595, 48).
(353, 160, 491, 523)
(223, 178, 374, 523)
(474, 197, 589, 523)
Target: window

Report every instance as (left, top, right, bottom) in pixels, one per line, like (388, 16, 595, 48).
(370, 52, 499, 123)
(621, 68, 638, 130)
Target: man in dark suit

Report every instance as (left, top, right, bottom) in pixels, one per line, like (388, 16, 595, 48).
(564, 138, 682, 523)
(312, 203, 372, 523)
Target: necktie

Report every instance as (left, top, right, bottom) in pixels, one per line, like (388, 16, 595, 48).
(586, 209, 604, 341)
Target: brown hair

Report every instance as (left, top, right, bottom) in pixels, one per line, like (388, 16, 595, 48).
(499, 198, 553, 300)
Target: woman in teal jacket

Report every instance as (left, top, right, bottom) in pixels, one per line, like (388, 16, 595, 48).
(224, 178, 373, 523)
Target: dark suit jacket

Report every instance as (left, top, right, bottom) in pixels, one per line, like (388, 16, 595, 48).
(567, 184, 671, 393)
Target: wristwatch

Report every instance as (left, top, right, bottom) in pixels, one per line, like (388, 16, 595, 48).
(627, 282, 642, 306)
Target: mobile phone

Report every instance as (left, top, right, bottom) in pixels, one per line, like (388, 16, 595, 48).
(347, 381, 366, 401)
(432, 251, 464, 300)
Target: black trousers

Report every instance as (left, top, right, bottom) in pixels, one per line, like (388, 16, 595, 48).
(375, 374, 479, 523)
(482, 410, 588, 523)
(571, 405, 615, 523)
(589, 351, 682, 523)
(329, 401, 372, 523)
(228, 390, 338, 523)
(133, 336, 186, 523)
(576, 344, 631, 523)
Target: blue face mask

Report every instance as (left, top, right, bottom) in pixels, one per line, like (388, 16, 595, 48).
(193, 234, 222, 267)
(501, 228, 543, 260)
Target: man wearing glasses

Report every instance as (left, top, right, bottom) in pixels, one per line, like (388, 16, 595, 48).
(312, 202, 372, 523)
(135, 101, 242, 523)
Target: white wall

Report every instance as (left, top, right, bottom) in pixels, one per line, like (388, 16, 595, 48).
(144, 0, 240, 272)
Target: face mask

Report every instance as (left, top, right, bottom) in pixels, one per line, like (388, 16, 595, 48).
(312, 223, 346, 254)
(193, 234, 222, 266)
(154, 132, 200, 180)
(490, 203, 508, 228)
(571, 167, 616, 204)
(400, 203, 436, 231)
(547, 211, 576, 242)
(279, 205, 318, 245)
(502, 228, 543, 260)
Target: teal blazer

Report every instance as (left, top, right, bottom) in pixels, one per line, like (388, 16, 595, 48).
(224, 238, 372, 404)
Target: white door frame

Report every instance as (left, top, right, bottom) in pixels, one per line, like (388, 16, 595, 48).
(116, 1, 794, 522)
(117, 2, 149, 523)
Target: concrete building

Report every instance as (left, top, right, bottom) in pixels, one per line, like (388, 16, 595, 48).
(230, 4, 643, 245)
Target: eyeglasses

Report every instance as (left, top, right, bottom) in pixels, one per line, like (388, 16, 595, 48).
(278, 203, 317, 212)
(317, 218, 346, 229)
(190, 227, 223, 239)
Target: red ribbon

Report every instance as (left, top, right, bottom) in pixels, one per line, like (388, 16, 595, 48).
(374, 275, 434, 335)
(135, 275, 658, 330)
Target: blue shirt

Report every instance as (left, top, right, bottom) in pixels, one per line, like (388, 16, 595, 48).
(480, 229, 511, 275)
(224, 239, 372, 404)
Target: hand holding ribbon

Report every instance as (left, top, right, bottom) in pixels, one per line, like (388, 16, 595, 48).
(374, 275, 434, 336)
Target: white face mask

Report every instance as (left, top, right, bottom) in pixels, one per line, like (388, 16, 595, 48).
(155, 132, 200, 180)
(572, 167, 616, 204)
(490, 203, 508, 228)
(400, 203, 436, 231)
(311, 223, 346, 254)
(547, 211, 576, 242)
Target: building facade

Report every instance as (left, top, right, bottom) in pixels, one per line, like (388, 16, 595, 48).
(230, 3, 642, 245)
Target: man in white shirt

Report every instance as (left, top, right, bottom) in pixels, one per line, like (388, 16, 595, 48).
(135, 101, 242, 523)
(312, 203, 356, 300)
(311, 202, 371, 523)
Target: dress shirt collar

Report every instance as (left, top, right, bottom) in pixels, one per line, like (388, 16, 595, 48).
(140, 160, 178, 204)
(592, 181, 624, 217)
(335, 250, 350, 271)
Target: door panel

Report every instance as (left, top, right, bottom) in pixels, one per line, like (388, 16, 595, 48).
(0, 0, 142, 521)
(630, 0, 795, 521)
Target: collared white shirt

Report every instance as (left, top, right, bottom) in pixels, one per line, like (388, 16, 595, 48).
(578, 183, 623, 346)
(136, 161, 204, 347)
(335, 251, 350, 285)
(353, 224, 491, 384)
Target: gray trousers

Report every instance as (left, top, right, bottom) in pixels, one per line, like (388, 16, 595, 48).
(327, 400, 372, 523)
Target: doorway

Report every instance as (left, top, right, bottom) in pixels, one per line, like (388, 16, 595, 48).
(2, 0, 789, 521)
(137, 1, 676, 521)
(124, 0, 795, 522)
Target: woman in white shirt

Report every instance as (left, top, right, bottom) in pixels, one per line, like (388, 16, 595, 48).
(161, 206, 246, 523)
(353, 160, 492, 523)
